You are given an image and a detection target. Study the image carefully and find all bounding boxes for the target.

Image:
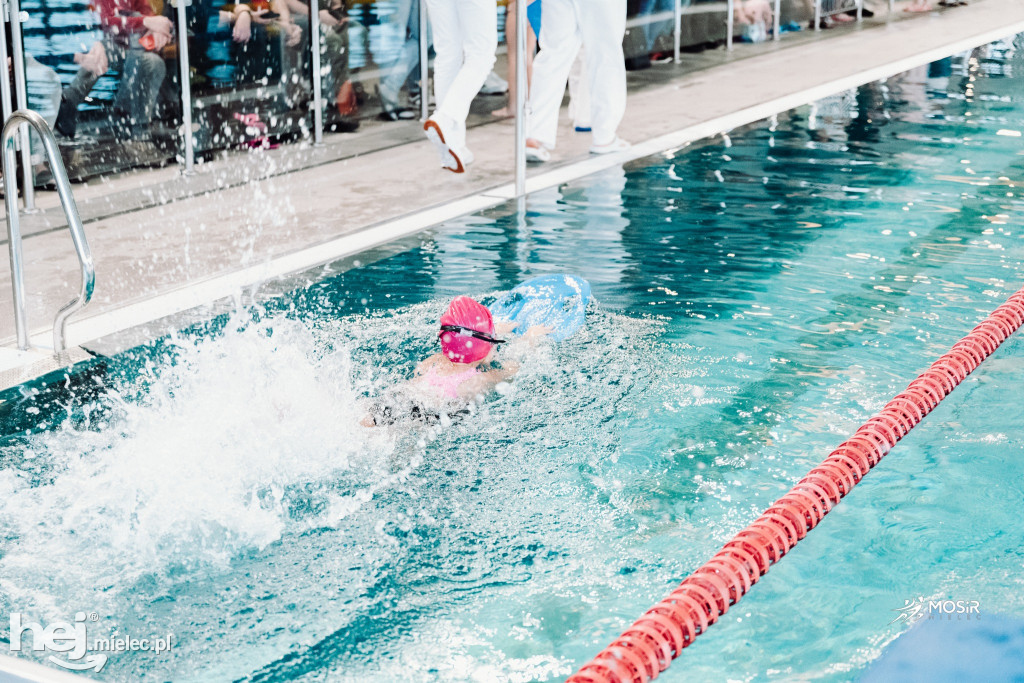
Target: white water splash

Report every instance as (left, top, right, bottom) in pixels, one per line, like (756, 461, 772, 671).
(0, 313, 396, 618)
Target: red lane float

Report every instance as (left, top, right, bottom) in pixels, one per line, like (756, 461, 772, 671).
(567, 286, 1024, 683)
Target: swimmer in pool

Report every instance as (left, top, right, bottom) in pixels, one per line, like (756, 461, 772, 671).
(361, 295, 550, 427)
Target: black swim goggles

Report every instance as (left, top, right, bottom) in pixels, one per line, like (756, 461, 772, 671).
(439, 325, 506, 345)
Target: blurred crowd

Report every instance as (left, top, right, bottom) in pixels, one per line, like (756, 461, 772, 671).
(7, 0, 963, 182)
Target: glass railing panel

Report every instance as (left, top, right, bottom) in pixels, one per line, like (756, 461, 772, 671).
(185, 0, 313, 154)
(20, 0, 179, 181)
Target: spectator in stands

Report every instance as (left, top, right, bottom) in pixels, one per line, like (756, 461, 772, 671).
(223, 2, 303, 99)
(279, 0, 348, 110)
(422, 0, 497, 174)
(57, 0, 172, 158)
(10, 42, 108, 183)
(525, 0, 629, 162)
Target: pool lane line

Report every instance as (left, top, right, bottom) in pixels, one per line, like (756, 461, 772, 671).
(566, 285, 1024, 683)
(13, 12, 1024, 355)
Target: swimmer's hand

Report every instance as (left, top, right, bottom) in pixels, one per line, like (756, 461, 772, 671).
(524, 327, 557, 348)
(494, 320, 517, 337)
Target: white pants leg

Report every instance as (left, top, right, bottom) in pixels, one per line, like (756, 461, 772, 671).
(424, 0, 462, 111)
(424, 0, 496, 149)
(526, 0, 583, 149)
(567, 46, 591, 129)
(579, 0, 627, 146)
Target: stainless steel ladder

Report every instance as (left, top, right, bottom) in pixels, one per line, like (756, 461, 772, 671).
(3, 109, 95, 354)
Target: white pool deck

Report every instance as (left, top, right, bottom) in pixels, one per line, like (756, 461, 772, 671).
(2, 0, 1024, 389)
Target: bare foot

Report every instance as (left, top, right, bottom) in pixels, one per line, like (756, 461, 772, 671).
(904, 1, 933, 11)
(492, 106, 514, 118)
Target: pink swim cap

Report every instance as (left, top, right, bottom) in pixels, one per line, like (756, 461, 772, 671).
(439, 296, 496, 364)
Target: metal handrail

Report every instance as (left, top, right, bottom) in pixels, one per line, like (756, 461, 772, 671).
(3, 109, 95, 354)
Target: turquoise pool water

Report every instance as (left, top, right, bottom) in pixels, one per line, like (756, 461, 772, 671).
(2, 36, 1024, 682)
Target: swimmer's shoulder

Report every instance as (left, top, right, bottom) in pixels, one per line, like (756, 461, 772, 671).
(414, 353, 446, 375)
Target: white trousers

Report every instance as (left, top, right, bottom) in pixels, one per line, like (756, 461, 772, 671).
(423, 0, 497, 148)
(527, 0, 626, 148)
(567, 47, 591, 129)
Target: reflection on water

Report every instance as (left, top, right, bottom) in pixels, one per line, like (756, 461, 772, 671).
(1, 35, 1024, 682)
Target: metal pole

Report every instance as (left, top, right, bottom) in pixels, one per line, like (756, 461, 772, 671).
(0, 8, 13, 120)
(419, 0, 429, 122)
(814, 0, 821, 31)
(3, 140, 28, 350)
(856, 0, 862, 21)
(514, 0, 526, 197)
(309, 0, 323, 145)
(673, 0, 681, 63)
(3, 110, 95, 352)
(8, 0, 35, 211)
(726, 0, 733, 50)
(174, 0, 195, 173)
(774, 0, 780, 40)
(0, 4, 18, 347)
(888, 0, 894, 19)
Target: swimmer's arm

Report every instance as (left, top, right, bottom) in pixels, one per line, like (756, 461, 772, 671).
(519, 325, 552, 345)
(457, 361, 521, 399)
(413, 355, 441, 376)
(494, 320, 517, 337)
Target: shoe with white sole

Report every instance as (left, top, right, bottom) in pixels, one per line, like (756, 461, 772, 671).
(457, 144, 475, 167)
(480, 70, 509, 95)
(424, 116, 465, 173)
(525, 144, 551, 163)
(589, 137, 631, 155)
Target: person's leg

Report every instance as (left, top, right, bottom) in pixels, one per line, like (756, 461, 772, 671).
(423, 0, 462, 110)
(57, 46, 108, 139)
(422, 0, 468, 170)
(25, 55, 63, 170)
(567, 46, 590, 130)
(433, 0, 496, 131)
(526, 0, 582, 149)
(286, 13, 311, 101)
(323, 25, 350, 102)
(655, 0, 676, 52)
(493, 0, 517, 117)
(493, 0, 535, 117)
(115, 49, 167, 139)
(380, 0, 419, 107)
(62, 64, 102, 112)
(637, 0, 656, 52)
(578, 0, 626, 147)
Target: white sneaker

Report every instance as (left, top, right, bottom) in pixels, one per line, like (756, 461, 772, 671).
(424, 116, 465, 173)
(589, 136, 631, 155)
(457, 145, 475, 167)
(525, 144, 551, 163)
(480, 70, 508, 95)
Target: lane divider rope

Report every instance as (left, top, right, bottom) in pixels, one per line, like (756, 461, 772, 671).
(567, 285, 1024, 683)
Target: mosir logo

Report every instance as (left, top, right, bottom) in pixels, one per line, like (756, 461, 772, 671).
(9, 612, 174, 673)
(889, 597, 982, 626)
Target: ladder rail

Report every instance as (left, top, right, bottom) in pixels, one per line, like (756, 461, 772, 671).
(3, 109, 95, 354)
